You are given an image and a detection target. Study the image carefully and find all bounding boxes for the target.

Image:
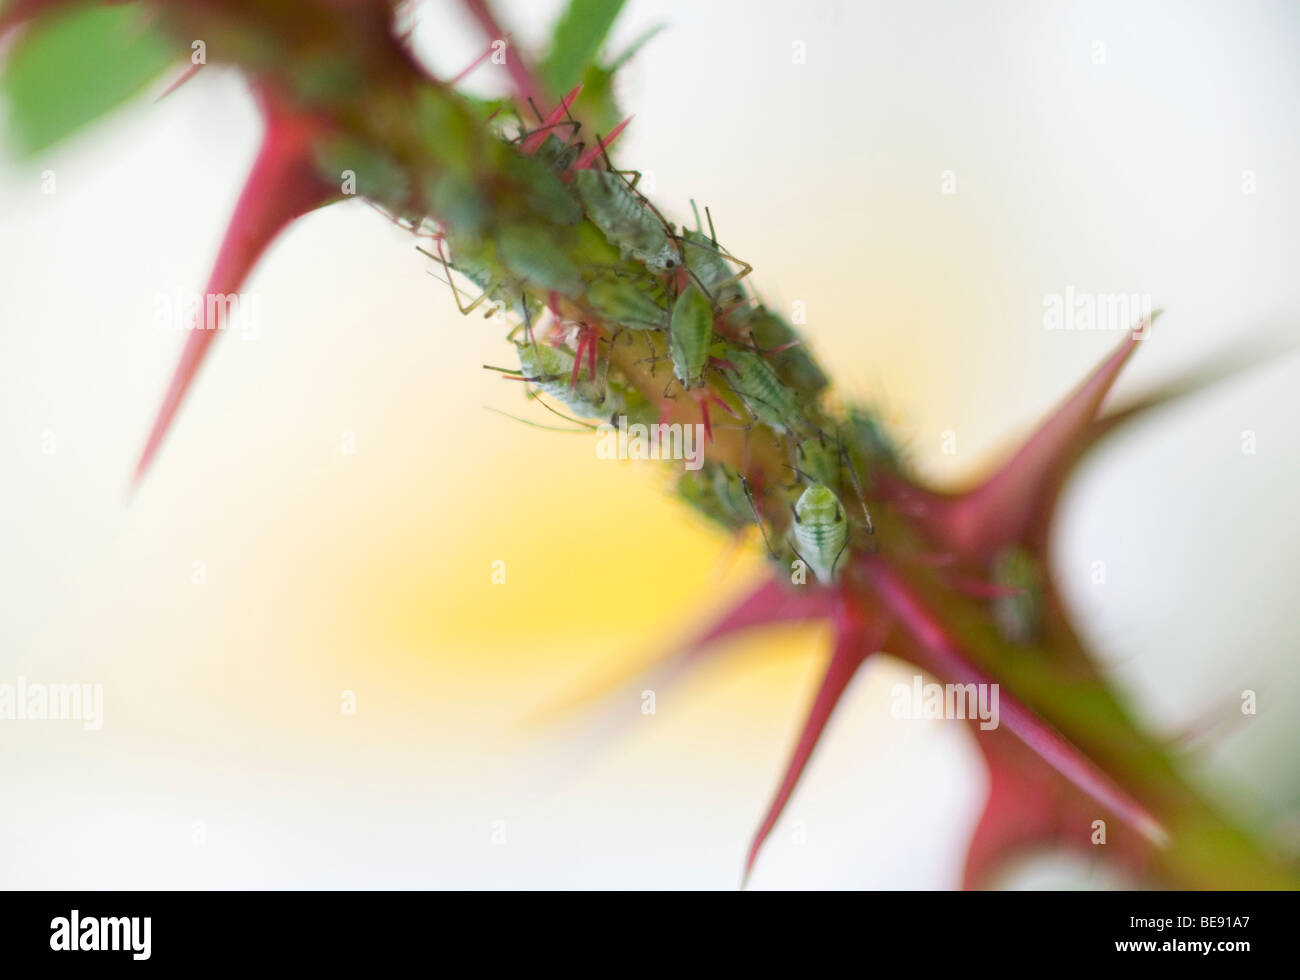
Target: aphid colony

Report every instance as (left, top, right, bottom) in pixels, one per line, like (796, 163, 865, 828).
(422, 102, 893, 584)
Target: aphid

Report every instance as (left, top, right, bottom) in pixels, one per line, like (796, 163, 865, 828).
(586, 275, 670, 331)
(497, 225, 584, 297)
(514, 340, 622, 420)
(532, 131, 582, 171)
(846, 407, 900, 468)
(668, 284, 714, 389)
(720, 347, 802, 433)
(572, 169, 681, 271)
(991, 546, 1043, 645)
(421, 235, 526, 317)
(677, 463, 774, 551)
(791, 485, 849, 584)
(795, 434, 843, 488)
(678, 463, 745, 530)
(679, 227, 749, 310)
(744, 307, 829, 398)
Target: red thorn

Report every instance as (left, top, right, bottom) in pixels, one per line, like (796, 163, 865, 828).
(866, 557, 1168, 849)
(764, 339, 802, 355)
(450, 43, 496, 86)
(707, 391, 740, 420)
(571, 114, 634, 171)
(945, 576, 1027, 599)
(462, 0, 546, 110)
(155, 62, 203, 102)
(743, 593, 886, 885)
(918, 324, 1153, 561)
(697, 393, 713, 444)
(0, 0, 70, 36)
(132, 89, 332, 487)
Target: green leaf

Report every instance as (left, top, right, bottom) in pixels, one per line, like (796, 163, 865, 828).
(571, 23, 666, 145)
(1, 3, 177, 157)
(538, 0, 626, 99)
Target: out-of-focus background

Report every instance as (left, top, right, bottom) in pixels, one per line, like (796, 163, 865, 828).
(1, 0, 1298, 888)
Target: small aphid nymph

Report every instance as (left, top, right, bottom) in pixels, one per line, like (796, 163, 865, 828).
(791, 484, 849, 584)
(668, 284, 714, 389)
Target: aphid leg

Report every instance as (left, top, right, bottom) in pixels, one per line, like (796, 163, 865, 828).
(675, 230, 753, 298)
(830, 537, 849, 579)
(740, 475, 779, 560)
(599, 328, 623, 391)
(518, 290, 535, 343)
(840, 441, 875, 535)
(511, 117, 582, 150)
(418, 245, 489, 316)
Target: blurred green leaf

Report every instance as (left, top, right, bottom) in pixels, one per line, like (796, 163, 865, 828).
(571, 24, 665, 142)
(539, 0, 626, 99)
(2, 3, 177, 157)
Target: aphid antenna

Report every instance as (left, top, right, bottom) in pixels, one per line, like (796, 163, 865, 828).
(689, 199, 704, 233)
(520, 294, 549, 361)
(704, 206, 719, 248)
(527, 392, 602, 430)
(526, 96, 547, 124)
(778, 462, 810, 492)
(509, 116, 582, 148)
(481, 405, 591, 434)
(739, 475, 779, 560)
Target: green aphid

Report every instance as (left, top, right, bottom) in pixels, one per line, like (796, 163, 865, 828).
(721, 347, 801, 433)
(503, 151, 584, 226)
(497, 225, 583, 297)
(669, 285, 714, 389)
(312, 137, 410, 209)
(435, 234, 519, 314)
(573, 169, 681, 271)
(797, 435, 844, 489)
(515, 341, 621, 420)
(570, 220, 625, 270)
(680, 229, 747, 309)
(532, 132, 582, 172)
(619, 385, 660, 428)
(677, 463, 763, 532)
(846, 408, 900, 468)
(991, 546, 1043, 645)
(746, 308, 829, 398)
(586, 276, 669, 330)
(791, 485, 849, 584)
(429, 171, 490, 237)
